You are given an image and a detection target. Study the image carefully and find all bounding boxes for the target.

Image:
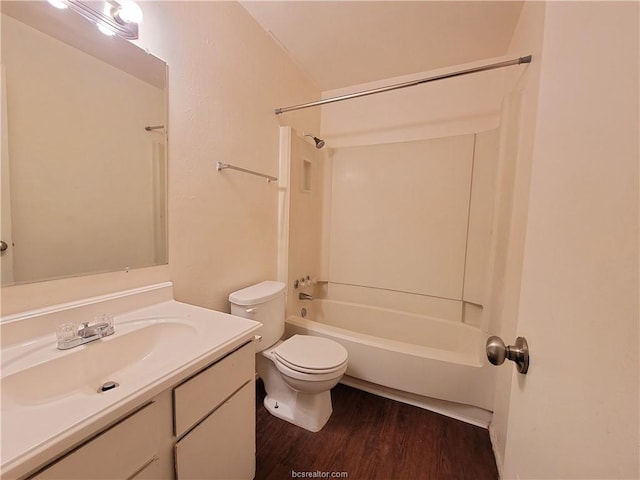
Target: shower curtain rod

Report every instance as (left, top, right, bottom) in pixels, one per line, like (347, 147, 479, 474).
(274, 55, 532, 115)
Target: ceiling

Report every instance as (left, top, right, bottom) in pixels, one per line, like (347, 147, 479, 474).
(240, 1, 524, 91)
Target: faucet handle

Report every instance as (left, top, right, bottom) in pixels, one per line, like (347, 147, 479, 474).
(57, 323, 78, 342)
(56, 322, 82, 350)
(93, 314, 115, 328)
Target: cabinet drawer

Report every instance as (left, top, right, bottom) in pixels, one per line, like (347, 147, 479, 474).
(33, 402, 159, 479)
(173, 342, 254, 437)
(174, 380, 255, 480)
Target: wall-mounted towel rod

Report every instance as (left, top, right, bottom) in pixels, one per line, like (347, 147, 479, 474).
(216, 162, 278, 183)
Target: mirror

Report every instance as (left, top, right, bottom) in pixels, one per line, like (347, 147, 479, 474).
(1, 1, 167, 287)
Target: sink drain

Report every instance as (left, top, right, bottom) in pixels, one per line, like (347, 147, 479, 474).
(98, 381, 119, 393)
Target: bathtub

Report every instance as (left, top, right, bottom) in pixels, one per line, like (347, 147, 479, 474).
(285, 299, 495, 413)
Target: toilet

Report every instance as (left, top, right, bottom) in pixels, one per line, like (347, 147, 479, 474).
(229, 281, 348, 432)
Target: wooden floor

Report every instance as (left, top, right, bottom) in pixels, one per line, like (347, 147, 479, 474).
(255, 381, 498, 480)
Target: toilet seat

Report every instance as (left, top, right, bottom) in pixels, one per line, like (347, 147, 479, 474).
(273, 335, 348, 374)
(274, 357, 348, 383)
(275, 355, 348, 375)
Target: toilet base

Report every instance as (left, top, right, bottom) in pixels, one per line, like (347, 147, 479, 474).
(263, 391, 332, 433)
(257, 348, 335, 432)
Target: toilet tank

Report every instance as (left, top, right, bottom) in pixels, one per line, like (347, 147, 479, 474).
(229, 281, 285, 352)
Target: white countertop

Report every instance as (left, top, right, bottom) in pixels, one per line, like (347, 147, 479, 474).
(1, 299, 260, 478)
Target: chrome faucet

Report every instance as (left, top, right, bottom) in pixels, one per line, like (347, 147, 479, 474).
(298, 292, 313, 301)
(78, 321, 113, 339)
(57, 316, 115, 350)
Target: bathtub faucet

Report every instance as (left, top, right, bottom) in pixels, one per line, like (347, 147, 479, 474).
(299, 292, 313, 301)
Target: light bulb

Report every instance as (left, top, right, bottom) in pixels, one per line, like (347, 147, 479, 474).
(47, 0, 68, 9)
(97, 23, 116, 36)
(114, 0, 143, 24)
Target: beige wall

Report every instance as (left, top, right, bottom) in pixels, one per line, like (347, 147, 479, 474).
(284, 129, 325, 317)
(2, 1, 320, 315)
(138, 1, 320, 311)
(2, 14, 164, 285)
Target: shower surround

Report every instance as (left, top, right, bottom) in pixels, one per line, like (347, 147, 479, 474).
(281, 121, 506, 422)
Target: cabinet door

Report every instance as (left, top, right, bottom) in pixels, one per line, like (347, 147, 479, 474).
(173, 342, 254, 437)
(175, 380, 255, 480)
(33, 402, 159, 479)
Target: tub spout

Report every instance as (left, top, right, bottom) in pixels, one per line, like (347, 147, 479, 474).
(299, 292, 313, 301)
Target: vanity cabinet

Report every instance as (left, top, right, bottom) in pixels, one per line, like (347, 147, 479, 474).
(32, 402, 161, 479)
(173, 341, 255, 479)
(174, 382, 255, 479)
(25, 341, 255, 480)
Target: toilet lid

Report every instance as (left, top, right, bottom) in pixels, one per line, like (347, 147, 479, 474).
(273, 335, 348, 371)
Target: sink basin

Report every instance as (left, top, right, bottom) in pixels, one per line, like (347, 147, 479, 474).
(0, 293, 261, 478)
(1, 319, 197, 407)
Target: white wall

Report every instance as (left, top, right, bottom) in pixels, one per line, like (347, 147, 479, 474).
(2, 1, 320, 315)
(328, 135, 474, 301)
(462, 128, 500, 326)
(320, 130, 500, 328)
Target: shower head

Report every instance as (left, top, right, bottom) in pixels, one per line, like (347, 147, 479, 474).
(304, 134, 325, 149)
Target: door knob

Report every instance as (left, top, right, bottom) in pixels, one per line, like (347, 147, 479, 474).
(486, 336, 529, 374)
(0, 240, 8, 252)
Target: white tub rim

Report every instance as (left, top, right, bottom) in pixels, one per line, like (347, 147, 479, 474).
(286, 315, 485, 367)
(313, 298, 481, 332)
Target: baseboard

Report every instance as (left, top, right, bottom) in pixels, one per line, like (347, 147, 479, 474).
(488, 423, 504, 479)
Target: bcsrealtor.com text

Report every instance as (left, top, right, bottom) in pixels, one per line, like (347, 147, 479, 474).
(291, 470, 349, 478)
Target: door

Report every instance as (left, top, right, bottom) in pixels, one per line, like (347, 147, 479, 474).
(1, 65, 15, 286)
(500, 2, 639, 478)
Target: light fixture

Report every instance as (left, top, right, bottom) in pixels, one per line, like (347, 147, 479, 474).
(47, 0, 68, 10)
(97, 23, 117, 36)
(46, 0, 143, 40)
(112, 0, 143, 25)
